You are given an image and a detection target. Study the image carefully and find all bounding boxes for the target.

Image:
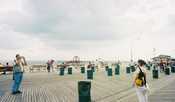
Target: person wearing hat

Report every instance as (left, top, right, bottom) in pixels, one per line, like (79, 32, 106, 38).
(12, 54, 27, 95)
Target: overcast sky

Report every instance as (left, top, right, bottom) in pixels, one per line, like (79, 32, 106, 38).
(0, 0, 175, 61)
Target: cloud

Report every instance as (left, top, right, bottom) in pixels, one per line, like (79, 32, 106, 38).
(0, 25, 41, 49)
(1, 0, 175, 60)
(1, 0, 131, 41)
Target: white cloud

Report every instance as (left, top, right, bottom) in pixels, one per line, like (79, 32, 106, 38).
(0, 0, 175, 61)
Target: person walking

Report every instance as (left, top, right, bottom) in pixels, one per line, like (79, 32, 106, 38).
(87, 62, 92, 69)
(46, 60, 51, 73)
(12, 54, 27, 95)
(133, 59, 148, 102)
(2, 62, 9, 75)
(50, 60, 55, 72)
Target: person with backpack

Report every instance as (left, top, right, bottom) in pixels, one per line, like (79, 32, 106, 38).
(132, 59, 148, 102)
(12, 54, 27, 95)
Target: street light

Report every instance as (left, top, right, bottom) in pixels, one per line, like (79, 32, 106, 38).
(130, 33, 142, 62)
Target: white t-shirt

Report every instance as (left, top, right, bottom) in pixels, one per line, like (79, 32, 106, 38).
(133, 66, 147, 83)
(15, 59, 24, 72)
(135, 66, 147, 75)
(19, 62, 24, 72)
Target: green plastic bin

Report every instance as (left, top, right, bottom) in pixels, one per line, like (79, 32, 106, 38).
(131, 66, 136, 72)
(165, 68, 170, 75)
(126, 67, 131, 74)
(153, 69, 158, 79)
(115, 67, 120, 75)
(171, 66, 175, 73)
(81, 67, 85, 74)
(59, 68, 64, 76)
(107, 68, 113, 76)
(78, 81, 91, 102)
(87, 70, 93, 80)
(91, 67, 95, 72)
(68, 67, 72, 74)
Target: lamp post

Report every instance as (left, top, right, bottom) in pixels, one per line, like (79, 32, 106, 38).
(130, 33, 142, 63)
(130, 47, 133, 63)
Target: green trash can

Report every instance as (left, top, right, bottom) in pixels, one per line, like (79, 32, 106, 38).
(146, 64, 151, 70)
(107, 68, 113, 76)
(91, 67, 95, 72)
(68, 67, 72, 74)
(147, 65, 151, 70)
(165, 68, 170, 75)
(87, 70, 93, 80)
(152, 69, 158, 79)
(81, 67, 85, 74)
(126, 67, 131, 74)
(78, 81, 91, 102)
(115, 66, 120, 75)
(59, 68, 64, 76)
(105, 66, 109, 71)
(131, 66, 136, 72)
(171, 66, 175, 73)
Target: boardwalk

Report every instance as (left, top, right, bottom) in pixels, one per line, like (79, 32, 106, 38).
(149, 78, 175, 102)
(0, 68, 175, 102)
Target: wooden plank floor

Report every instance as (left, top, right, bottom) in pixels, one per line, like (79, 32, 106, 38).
(149, 79, 175, 102)
(1, 68, 175, 102)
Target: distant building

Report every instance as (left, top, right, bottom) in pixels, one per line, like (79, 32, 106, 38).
(152, 55, 171, 64)
(170, 58, 175, 64)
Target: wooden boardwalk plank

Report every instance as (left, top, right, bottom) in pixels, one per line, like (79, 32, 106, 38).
(1, 70, 175, 102)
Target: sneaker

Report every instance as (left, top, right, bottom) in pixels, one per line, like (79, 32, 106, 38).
(16, 91, 22, 94)
(11, 92, 18, 95)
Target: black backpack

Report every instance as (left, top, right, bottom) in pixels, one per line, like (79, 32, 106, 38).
(138, 67, 147, 86)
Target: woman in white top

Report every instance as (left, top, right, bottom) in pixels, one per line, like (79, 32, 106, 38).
(133, 59, 148, 102)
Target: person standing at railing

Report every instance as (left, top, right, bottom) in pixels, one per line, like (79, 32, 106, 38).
(2, 62, 9, 75)
(0, 63, 3, 74)
(12, 54, 27, 95)
(0, 63, 3, 67)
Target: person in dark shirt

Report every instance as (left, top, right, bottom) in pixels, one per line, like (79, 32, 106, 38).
(46, 60, 51, 72)
(87, 62, 92, 69)
(2, 63, 9, 75)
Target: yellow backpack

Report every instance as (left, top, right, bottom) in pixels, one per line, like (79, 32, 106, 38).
(135, 67, 146, 87)
(135, 78, 143, 86)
